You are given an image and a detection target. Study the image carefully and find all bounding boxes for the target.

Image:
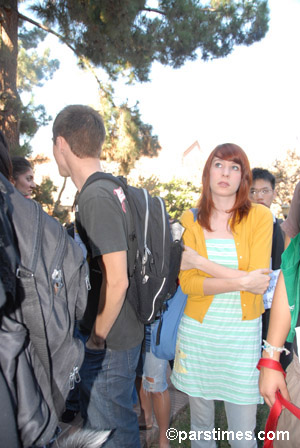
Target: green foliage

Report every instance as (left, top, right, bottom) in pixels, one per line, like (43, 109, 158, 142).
(18, 27, 46, 50)
(162, 179, 201, 220)
(130, 104, 161, 158)
(33, 175, 71, 223)
(18, 45, 59, 92)
(133, 175, 201, 220)
(30, 0, 269, 82)
(33, 176, 70, 223)
(271, 149, 300, 214)
(1, 0, 269, 160)
(32, 176, 57, 208)
(1, 0, 270, 178)
(16, 26, 60, 157)
(99, 86, 161, 174)
(52, 205, 70, 224)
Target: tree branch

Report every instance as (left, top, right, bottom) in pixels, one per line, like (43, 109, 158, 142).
(142, 6, 216, 15)
(17, 10, 104, 91)
(143, 7, 166, 15)
(54, 176, 66, 210)
(17, 10, 78, 55)
(78, 56, 104, 90)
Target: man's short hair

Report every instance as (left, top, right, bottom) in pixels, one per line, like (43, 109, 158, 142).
(252, 167, 276, 190)
(52, 105, 106, 159)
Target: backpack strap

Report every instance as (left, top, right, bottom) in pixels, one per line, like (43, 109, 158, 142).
(78, 172, 137, 276)
(81, 171, 128, 194)
(191, 208, 198, 222)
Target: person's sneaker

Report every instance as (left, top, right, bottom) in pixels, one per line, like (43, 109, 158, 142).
(60, 409, 78, 423)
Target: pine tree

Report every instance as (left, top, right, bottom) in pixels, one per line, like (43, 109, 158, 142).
(1, 0, 270, 149)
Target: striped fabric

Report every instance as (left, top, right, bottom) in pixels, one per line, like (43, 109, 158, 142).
(171, 239, 263, 405)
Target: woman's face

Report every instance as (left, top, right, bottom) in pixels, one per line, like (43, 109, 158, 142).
(14, 168, 36, 198)
(209, 157, 242, 198)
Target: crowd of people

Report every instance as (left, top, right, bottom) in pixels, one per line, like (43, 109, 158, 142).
(1, 104, 299, 448)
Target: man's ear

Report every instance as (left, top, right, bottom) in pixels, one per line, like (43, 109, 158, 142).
(56, 136, 69, 153)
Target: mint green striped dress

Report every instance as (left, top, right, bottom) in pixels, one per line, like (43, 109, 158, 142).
(171, 239, 263, 405)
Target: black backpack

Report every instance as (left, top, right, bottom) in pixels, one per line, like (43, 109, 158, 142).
(79, 172, 183, 324)
(0, 173, 89, 447)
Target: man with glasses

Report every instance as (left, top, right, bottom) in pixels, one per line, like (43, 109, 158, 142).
(250, 168, 291, 369)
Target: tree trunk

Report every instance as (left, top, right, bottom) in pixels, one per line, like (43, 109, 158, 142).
(54, 177, 67, 212)
(0, 1, 21, 151)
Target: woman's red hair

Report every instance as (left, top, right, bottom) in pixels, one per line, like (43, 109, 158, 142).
(197, 143, 252, 231)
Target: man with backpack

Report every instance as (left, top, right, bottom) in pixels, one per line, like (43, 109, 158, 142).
(52, 105, 144, 447)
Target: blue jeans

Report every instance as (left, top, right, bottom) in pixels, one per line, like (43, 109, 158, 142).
(79, 343, 142, 448)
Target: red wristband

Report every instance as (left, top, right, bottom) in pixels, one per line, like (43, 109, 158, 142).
(256, 358, 286, 378)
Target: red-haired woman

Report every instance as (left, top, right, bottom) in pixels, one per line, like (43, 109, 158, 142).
(171, 144, 273, 448)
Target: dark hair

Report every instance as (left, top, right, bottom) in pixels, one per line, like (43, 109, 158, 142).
(252, 168, 275, 190)
(197, 143, 252, 231)
(11, 156, 33, 181)
(52, 105, 106, 159)
(0, 131, 13, 180)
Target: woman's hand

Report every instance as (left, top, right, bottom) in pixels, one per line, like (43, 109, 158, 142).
(259, 366, 290, 407)
(240, 269, 272, 294)
(180, 246, 203, 270)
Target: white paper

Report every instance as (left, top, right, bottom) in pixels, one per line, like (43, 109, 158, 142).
(263, 269, 280, 310)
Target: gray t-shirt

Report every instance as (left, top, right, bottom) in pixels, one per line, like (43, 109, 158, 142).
(76, 174, 144, 350)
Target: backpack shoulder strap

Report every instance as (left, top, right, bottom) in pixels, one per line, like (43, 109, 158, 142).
(79, 172, 137, 274)
(80, 172, 127, 195)
(191, 208, 198, 222)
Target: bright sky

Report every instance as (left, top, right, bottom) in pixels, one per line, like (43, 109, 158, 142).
(30, 0, 300, 188)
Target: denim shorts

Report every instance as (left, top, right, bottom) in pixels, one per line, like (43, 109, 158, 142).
(136, 323, 168, 393)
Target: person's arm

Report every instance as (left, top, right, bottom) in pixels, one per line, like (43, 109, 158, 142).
(284, 234, 291, 250)
(181, 245, 245, 277)
(181, 245, 271, 295)
(281, 181, 300, 242)
(202, 270, 271, 296)
(86, 250, 128, 350)
(259, 271, 291, 407)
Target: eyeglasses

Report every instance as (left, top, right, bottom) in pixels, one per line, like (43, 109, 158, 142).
(250, 188, 274, 197)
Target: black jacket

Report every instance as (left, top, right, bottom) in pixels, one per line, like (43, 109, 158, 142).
(271, 218, 284, 270)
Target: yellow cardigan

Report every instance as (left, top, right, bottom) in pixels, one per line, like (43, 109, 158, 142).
(179, 203, 273, 323)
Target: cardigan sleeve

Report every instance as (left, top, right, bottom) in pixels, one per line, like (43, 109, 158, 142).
(246, 204, 273, 272)
(178, 210, 212, 298)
